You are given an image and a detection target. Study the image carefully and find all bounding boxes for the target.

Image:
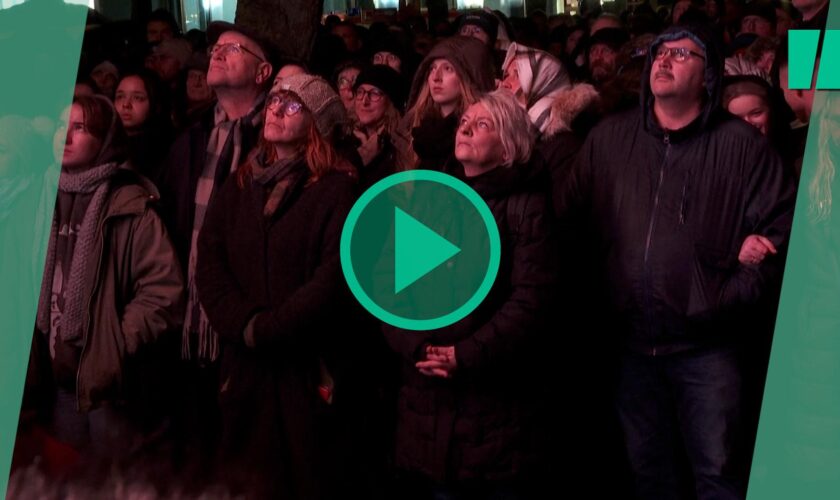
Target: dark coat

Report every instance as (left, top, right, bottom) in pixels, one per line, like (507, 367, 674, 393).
(538, 132, 583, 221)
(400, 110, 461, 173)
(196, 164, 364, 499)
(556, 25, 796, 355)
(126, 123, 174, 186)
(383, 164, 559, 484)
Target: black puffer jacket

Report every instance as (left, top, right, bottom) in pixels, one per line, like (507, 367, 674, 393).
(557, 24, 796, 355)
(383, 163, 558, 483)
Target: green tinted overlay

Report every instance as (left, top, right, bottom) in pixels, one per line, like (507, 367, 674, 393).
(0, 1, 87, 494)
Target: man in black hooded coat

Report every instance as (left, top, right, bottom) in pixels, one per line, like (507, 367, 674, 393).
(557, 23, 796, 500)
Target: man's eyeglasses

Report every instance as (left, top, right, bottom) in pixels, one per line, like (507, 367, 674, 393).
(373, 52, 399, 65)
(355, 88, 385, 103)
(654, 46, 705, 63)
(459, 25, 485, 37)
(337, 76, 355, 91)
(266, 94, 304, 116)
(208, 42, 265, 62)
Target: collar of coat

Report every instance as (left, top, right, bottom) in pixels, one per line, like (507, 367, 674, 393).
(103, 165, 160, 219)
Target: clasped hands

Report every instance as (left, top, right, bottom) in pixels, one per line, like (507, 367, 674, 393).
(416, 345, 456, 379)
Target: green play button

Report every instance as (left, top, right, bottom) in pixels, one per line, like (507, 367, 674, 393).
(340, 170, 501, 331)
(394, 207, 461, 294)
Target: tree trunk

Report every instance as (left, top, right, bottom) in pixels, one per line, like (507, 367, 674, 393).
(235, 0, 324, 64)
(426, 0, 449, 29)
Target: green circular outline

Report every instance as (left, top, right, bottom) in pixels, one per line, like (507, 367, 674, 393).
(340, 170, 501, 331)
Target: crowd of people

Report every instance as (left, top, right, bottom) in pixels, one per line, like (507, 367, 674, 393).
(7, 0, 829, 498)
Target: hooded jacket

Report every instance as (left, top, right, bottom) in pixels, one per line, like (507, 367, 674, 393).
(28, 167, 185, 413)
(558, 24, 796, 355)
(400, 36, 497, 172)
(405, 36, 497, 112)
(29, 95, 185, 413)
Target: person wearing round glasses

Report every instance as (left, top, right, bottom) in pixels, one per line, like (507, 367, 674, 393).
(350, 65, 410, 188)
(196, 73, 360, 498)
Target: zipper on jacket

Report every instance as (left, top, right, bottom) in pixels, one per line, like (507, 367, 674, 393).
(643, 133, 670, 264)
(75, 216, 110, 412)
(642, 133, 671, 356)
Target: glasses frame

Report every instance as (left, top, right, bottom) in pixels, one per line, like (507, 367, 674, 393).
(266, 94, 305, 117)
(337, 76, 355, 90)
(654, 46, 706, 63)
(354, 87, 385, 103)
(208, 42, 266, 62)
(459, 25, 486, 37)
(372, 52, 399, 65)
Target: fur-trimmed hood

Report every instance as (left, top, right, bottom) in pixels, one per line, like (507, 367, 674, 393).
(502, 42, 598, 138)
(541, 83, 600, 138)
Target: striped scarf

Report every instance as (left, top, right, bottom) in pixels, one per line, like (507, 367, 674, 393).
(182, 97, 264, 362)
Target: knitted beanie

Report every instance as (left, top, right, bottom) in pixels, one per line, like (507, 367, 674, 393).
(271, 73, 346, 137)
(354, 65, 408, 112)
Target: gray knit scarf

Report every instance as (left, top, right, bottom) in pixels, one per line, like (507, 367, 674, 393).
(35, 162, 120, 341)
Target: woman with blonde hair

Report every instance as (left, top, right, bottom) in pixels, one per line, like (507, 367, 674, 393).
(400, 36, 497, 171)
(196, 74, 361, 499)
(385, 90, 558, 499)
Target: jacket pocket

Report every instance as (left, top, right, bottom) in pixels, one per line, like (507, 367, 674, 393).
(686, 243, 737, 321)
